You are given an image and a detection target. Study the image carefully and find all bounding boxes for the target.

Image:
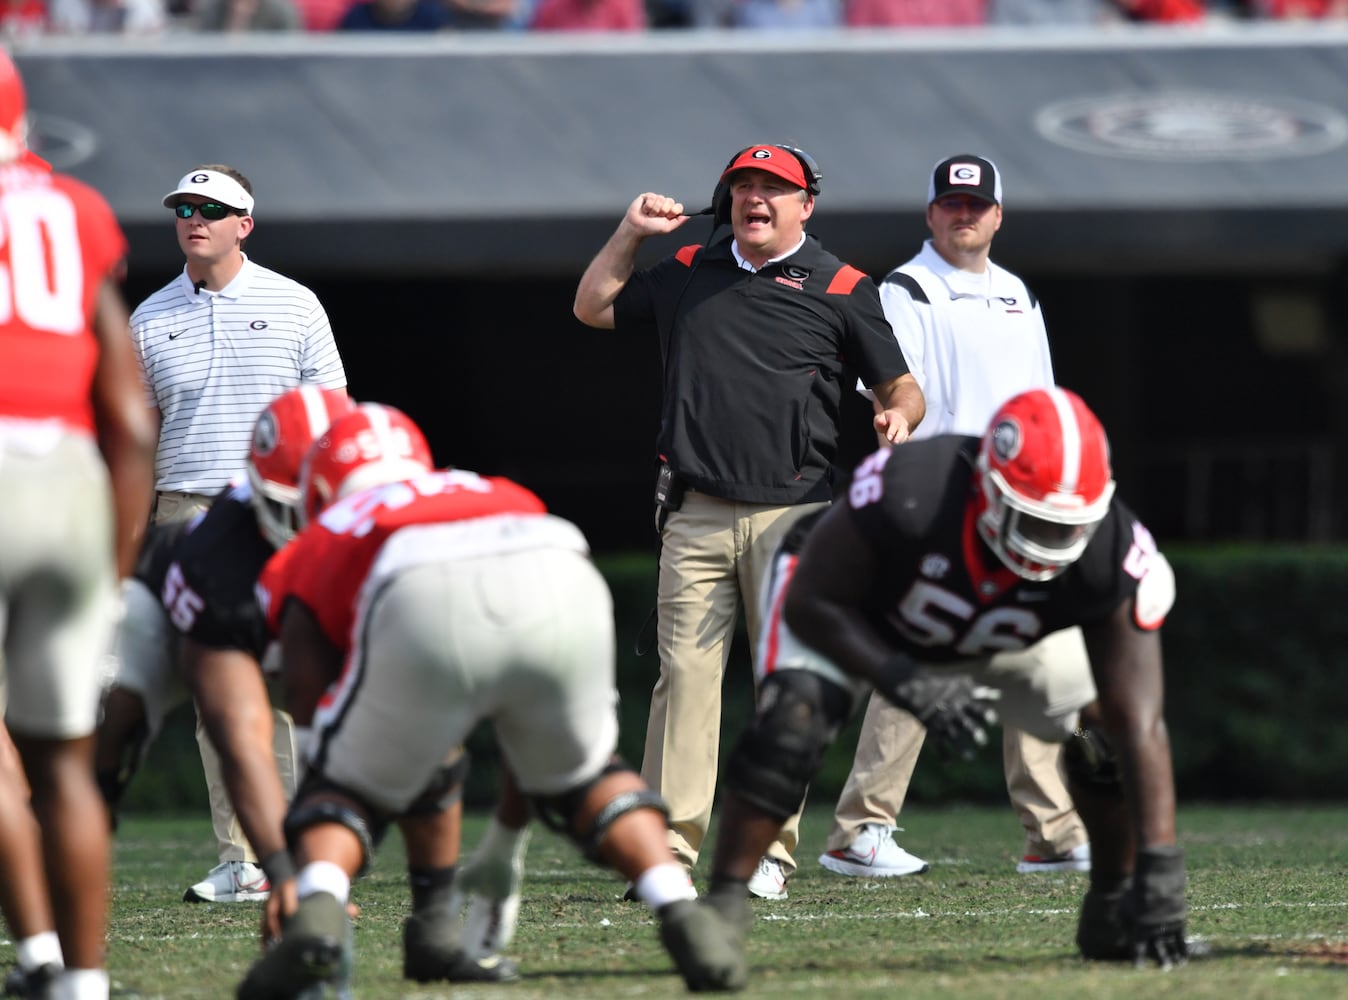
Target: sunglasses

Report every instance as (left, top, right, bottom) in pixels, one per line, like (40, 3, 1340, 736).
(933, 195, 995, 213)
(173, 201, 238, 221)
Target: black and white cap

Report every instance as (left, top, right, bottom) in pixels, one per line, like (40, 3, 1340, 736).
(927, 154, 1002, 206)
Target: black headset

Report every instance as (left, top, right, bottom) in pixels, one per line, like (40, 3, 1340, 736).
(709, 143, 823, 227)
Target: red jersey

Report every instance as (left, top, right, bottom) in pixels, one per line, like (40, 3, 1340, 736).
(259, 470, 570, 652)
(0, 159, 128, 435)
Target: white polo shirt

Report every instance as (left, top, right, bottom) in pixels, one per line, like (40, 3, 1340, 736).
(872, 239, 1054, 439)
(131, 255, 346, 494)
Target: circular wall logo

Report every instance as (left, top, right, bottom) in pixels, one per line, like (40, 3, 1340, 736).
(26, 112, 98, 170)
(1035, 91, 1348, 161)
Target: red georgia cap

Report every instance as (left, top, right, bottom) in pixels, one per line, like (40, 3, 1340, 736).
(720, 145, 808, 190)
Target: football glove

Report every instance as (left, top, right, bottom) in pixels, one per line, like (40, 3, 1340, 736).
(445, 818, 530, 958)
(1120, 845, 1189, 969)
(875, 655, 1000, 761)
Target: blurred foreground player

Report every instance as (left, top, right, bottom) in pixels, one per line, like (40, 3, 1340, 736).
(241, 403, 743, 997)
(0, 50, 156, 1000)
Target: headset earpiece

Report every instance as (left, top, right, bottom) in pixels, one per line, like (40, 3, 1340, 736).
(709, 143, 822, 228)
(778, 144, 823, 196)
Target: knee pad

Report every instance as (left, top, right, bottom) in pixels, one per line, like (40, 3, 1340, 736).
(724, 669, 850, 822)
(287, 770, 389, 875)
(402, 750, 470, 817)
(1065, 722, 1121, 789)
(532, 758, 670, 863)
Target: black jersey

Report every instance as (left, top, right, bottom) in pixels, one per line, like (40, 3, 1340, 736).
(613, 234, 909, 505)
(159, 481, 274, 658)
(132, 518, 193, 594)
(808, 436, 1162, 663)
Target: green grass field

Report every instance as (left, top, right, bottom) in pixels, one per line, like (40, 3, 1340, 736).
(51, 802, 1348, 999)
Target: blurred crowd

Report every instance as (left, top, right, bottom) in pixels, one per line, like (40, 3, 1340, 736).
(2, 0, 1344, 50)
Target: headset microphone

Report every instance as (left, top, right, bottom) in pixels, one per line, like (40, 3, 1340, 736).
(690, 206, 715, 217)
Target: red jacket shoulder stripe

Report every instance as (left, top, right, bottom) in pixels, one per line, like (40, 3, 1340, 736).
(826, 265, 866, 295)
(675, 244, 702, 267)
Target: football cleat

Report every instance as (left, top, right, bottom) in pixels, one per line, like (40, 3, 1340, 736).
(236, 892, 349, 1000)
(403, 905, 520, 984)
(658, 895, 750, 992)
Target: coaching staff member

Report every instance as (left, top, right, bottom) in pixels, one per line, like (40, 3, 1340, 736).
(573, 143, 925, 899)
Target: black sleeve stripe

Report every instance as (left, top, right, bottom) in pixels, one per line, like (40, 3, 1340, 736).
(880, 272, 929, 304)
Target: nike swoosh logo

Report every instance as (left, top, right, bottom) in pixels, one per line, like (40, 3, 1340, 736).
(169, 331, 184, 340)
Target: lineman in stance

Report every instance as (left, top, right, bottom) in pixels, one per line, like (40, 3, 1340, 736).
(93, 387, 521, 983)
(681, 387, 1187, 990)
(241, 403, 740, 997)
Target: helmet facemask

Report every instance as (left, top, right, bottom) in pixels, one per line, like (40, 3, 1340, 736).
(246, 468, 303, 550)
(977, 464, 1115, 581)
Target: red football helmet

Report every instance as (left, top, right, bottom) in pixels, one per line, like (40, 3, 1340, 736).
(299, 403, 434, 526)
(975, 387, 1116, 582)
(0, 51, 27, 165)
(246, 386, 357, 549)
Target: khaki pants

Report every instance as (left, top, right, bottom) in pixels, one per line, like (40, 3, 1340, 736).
(827, 628, 1090, 859)
(641, 493, 828, 876)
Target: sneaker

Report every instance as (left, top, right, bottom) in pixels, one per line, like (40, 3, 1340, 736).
(745, 857, 788, 900)
(658, 897, 749, 992)
(1017, 842, 1091, 874)
(403, 906, 520, 984)
(818, 823, 929, 878)
(235, 892, 348, 1000)
(183, 860, 271, 903)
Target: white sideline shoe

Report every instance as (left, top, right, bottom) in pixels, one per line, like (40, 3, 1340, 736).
(746, 857, 788, 900)
(818, 823, 929, 878)
(183, 860, 271, 903)
(1017, 842, 1091, 874)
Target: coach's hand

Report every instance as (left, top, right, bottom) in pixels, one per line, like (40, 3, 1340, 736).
(875, 655, 1000, 761)
(1121, 845, 1189, 969)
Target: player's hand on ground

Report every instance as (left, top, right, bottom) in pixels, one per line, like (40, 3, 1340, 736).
(260, 878, 298, 949)
(1121, 846, 1189, 969)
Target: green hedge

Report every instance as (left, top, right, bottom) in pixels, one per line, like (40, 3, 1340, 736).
(120, 546, 1348, 814)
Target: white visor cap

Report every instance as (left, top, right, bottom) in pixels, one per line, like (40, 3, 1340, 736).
(162, 169, 255, 215)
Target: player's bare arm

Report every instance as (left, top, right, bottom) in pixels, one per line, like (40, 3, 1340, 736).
(573, 193, 690, 329)
(1083, 604, 1178, 848)
(183, 639, 292, 875)
(870, 372, 925, 446)
(91, 275, 157, 577)
(783, 507, 893, 675)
